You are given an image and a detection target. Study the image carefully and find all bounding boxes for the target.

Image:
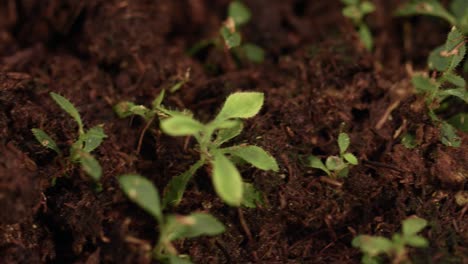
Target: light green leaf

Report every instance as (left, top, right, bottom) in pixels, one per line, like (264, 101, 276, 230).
(241, 182, 264, 208)
(307, 155, 330, 175)
(82, 125, 107, 153)
(162, 160, 204, 208)
(442, 72, 466, 87)
(441, 122, 461, 147)
(166, 213, 225, 241)
(160, 116, 204, 136)
(338, 133, 351, 154)
(79, 152, 102, 181)
(242, 43, 265, 63)
(325, 156, 346, 171)
(50, 92, 83, 132)
(216, 92, 264, 120)
(31, 128, 61, 155)
(343, 6, 361, 21)
(411, 75, 438, 94)
(114, 101, 152, 120)
(352, 235, 393, 256)
(402, 217, 428, 236)
(119, 174, 162, 223)
(152, 90, 166, 109)
(163, 255, 192, 264)
(448, 112, 468, 132)
(212, 153, 243, 206)
(220, 26, 241, 49)
(404, 235, 429, 248)
(223, 145, 279, 171)
(343, 153, 358, 165)
(360, 1, 376, 14)
(395, 1, 456, 25)
(359, 24, 373, 51)
(228, 1, 251, 26)
(214, 121, 243, 145)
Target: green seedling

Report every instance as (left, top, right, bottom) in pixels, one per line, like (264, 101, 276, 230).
(396, 0, 468, 71)
(307, 132, 358, 178)
(352, 217, 429, 264)
(341, 0, 376, 51)
(189, 1, 265, 64)
(160, 92, 279, 207)
(32, 92, 107, 181)
(411, 27, 467, 147)
(119, 174, 225, 264)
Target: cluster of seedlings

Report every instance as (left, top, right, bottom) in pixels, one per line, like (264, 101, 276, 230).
(30, 0, 468, 263)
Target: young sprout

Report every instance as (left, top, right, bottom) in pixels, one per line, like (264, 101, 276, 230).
(119, 174, 225, 264)
(307, 132, 358, 178)
(189, 1, 265, 64)
(352, 217, 429, 264)
(411, 27, 467, 147)
(341, 0, 376, 51)
(32, 92, 107, 181)
(160, 92, 279, 207)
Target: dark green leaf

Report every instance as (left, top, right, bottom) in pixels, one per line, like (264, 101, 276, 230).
(228, 1, 251, 26)
(82, 125, 107, 153)
(220, 26, 241, 49)
(241, 182, 264, 208)
(411, 75, 438, 94)
(50, 92, 83, 132)
(442, 72, 466, 87)
(242, 43, 265, 63)
(448, 112, 468, 132)
(441, 122, 461, 147)
(80, 152, 102, 181)
(401, 133, 418, 149)
(395, 0, 456, 25)
(163, 160, 203, 208)
(31, 128, 61, 155)
(359, 24, 373, 51)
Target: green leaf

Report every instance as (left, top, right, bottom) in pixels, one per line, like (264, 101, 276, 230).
(429, 28, 466, 71)
(401, 133, 418, 149)
(411, 75, 438, 94)
(216, 92, 264, 120)
(160, 116, 204, 136)
(404, 235, 429, 248)
(402, 217, 428, 236)
(50, 92, 83, 132)
(352, 235, 393, 256)
(79, 152, 102, 181)
(114, 101, 152, 120)
(162, 160, 204, 208)
(338, 133, 351, 154)
(341, 0, 358, 6)
(441, 122, 461, 147)
(81, 125, 107, 153)
(450, 0, 468, 20)
(360, 1, 376, 14)
(31, 128, 61, 155)
(220, 26, 241, 49)
(362, 255, 380, 264)
(166, 213, 225, 241)
(325, 156, 346, 171)
(162, 255, 192, 264)
(212, 152, 243, 206)
(343, 6, 361, 21)
(214, 121, 244, 145)
(395, 0, 456, 25)
(442, 72, 466, 87)
(223, 145, 279, 171)
(343, 153, 358, 165)
(242, 43, 265, 63)
(228, 1, 251, 26)
(119, 174, 163, 223)
(359, 24, 373, 51)
(241, 182, 264, 208)
(438, 88, 468, 103)
(448, 112, 468, 132)
(152, 90, 166, 109)
(307, 155, 330, 175)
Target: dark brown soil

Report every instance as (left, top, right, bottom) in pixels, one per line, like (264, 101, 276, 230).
(0, 0, 467, 263)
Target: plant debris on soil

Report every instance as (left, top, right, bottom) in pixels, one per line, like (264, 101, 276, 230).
(0, 0, 467, 263)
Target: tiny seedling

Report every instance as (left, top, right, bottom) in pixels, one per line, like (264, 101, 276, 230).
(119, 174, 225, 264)
(32, 92, 107, 181)
(189, 1, 265, 64)
(411, 27, 467, 147)
(160, 92, 279, 207)
(352, 217, 429, 264)
(341, 0, 376, 51)
(307, 132, 358, 178)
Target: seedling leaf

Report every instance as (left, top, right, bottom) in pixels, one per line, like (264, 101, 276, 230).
(438, 88, 468, 103)
(162, 255, 192, 264)
(325, 156, 346, 171)
(343, 153, 358, 165)
(440, 121, 461, 147)
(163, 160, 204, 208)
(216, 92, 264, 120)
(50, 92, 83, 132)
(160, 116, 204, 136)
(401, 133, 418, 149)
(404, 235, 429, 247)
(448, 112, 468, 132)
(82, 125, 107, 153)
(119, 174, 163, 223)
(114, 102, 152, 120)
(80, 152, 102, 181)
(308, 155, 330, 175)
(152, 90, 166, 109)
(228, 1, 251, 26)
(428, 28, 466, 71)
(212, 152, 243, 206)
(31, 128, 61, 155)
(242, 43, 265, 63)
(241, 182, 264, 208)
(442, 72, 466, 87)
(352, 235, 393, 256)
(402, 217, 428, 236)
(215, 121, 243, 145)
(338, 133, 350, 154)
(220, 26, 241, 49)
(166, 213, 225, 241)
(359, 24, 373, 51)
(224, 145, 279, 171)
(411, 75, 438, 94)
(395, 1, 456, 25)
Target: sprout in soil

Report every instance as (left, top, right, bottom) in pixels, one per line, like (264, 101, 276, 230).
(341, 0, 376, 51)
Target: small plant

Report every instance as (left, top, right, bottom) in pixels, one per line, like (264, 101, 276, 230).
(160, 92, 279, 207)
(341, 0, 376, 51)
(411, 27, 467, 147)
(119, 174, 225, 264)
(307, 132, 358, 178)
(189, 1, 265, 63)
(32, 92, 107, 181)
(352, 217, 429, 264)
